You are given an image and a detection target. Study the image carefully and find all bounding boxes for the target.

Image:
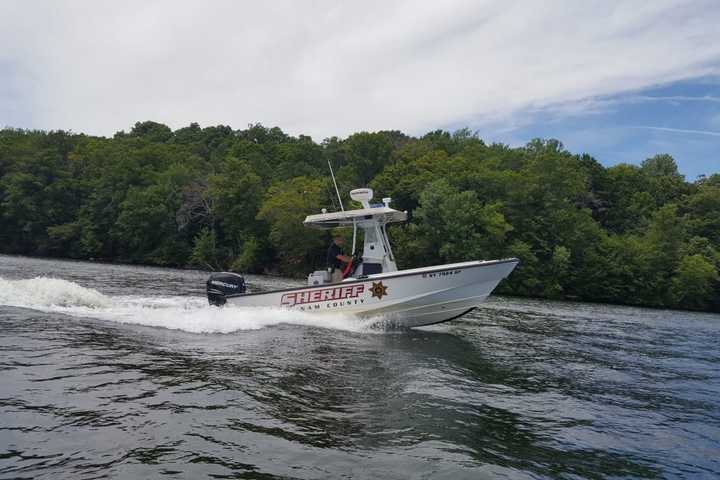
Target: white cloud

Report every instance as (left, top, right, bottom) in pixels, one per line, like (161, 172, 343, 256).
(632, 126, 720, 137)
(629, 95, 720, 104)
(1, 0, 719, 140)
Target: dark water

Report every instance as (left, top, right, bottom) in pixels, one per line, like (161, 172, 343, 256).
(1, 255, 719, 479)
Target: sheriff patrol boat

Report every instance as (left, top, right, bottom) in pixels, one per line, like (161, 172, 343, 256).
(206, 188, 518, 328)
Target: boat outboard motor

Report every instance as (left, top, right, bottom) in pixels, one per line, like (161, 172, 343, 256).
(206, 272, 246, 306)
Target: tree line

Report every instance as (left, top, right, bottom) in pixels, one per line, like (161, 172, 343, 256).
(1, 121, 718, 312)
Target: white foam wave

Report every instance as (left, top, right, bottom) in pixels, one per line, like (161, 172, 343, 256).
(0, 276, 111, 308)
(0, 276, 382, 334)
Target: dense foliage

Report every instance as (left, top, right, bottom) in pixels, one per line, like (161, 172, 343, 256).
(1, 123, 718, 312)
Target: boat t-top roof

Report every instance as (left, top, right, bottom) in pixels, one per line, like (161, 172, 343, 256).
(303, 206, 407, 230)
(304, 187, 407, 230)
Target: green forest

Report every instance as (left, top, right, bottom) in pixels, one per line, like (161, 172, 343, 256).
(1, 122, 718, 312)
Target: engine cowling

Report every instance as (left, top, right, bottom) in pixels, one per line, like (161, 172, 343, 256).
(206, 272, 246, 306)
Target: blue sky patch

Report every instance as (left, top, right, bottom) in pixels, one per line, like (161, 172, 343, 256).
(478, 77, 720, 179)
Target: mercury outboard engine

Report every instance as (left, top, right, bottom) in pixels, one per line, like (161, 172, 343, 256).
(206, 272, 246, 306)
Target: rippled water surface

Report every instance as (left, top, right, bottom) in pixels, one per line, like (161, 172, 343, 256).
(1, 255, 719, 479)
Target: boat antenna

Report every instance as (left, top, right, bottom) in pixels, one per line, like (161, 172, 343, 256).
(327, 159, 344, 211)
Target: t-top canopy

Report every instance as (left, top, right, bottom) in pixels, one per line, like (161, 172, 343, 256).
(303, 206, 407, 229)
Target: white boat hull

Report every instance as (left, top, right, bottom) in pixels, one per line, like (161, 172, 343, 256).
(222, 259, 518, 328)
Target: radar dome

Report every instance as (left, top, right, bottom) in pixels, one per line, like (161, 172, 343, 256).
(350, 188, 373, 208)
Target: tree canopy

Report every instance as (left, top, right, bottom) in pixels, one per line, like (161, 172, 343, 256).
(1, 124, 718, 312)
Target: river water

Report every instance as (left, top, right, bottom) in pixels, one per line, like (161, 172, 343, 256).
(0, 255, 718, 479)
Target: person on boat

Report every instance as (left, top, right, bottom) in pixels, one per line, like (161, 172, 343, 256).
(327, 235, 352, 283)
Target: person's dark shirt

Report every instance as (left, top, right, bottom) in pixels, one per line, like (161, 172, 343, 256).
(327, 243, 343, 269)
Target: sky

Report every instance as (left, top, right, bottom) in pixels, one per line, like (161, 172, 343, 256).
(0, 0, 719, 178)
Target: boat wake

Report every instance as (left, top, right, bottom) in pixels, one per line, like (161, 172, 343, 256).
(0, 276, 387, 334)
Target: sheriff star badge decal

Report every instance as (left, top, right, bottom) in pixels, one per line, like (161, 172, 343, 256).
(370, 281, 388, 300)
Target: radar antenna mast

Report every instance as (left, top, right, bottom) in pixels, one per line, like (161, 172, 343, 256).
(327, 159, 344, 212)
